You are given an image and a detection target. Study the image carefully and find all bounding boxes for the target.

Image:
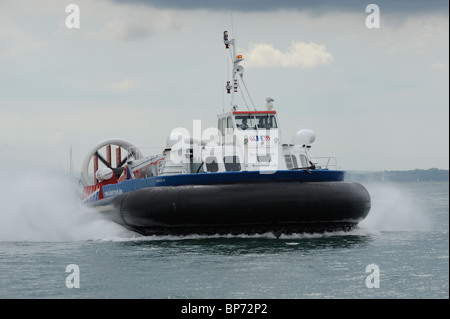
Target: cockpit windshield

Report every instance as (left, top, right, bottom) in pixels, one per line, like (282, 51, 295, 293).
(235, 114, 277, 130)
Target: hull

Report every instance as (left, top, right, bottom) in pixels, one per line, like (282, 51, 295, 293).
(93, 180, 371, 236)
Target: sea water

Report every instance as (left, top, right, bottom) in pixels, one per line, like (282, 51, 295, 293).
(0, 169, 448, 300)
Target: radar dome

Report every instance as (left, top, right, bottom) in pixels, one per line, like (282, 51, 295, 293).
(292, 129, 316, 145)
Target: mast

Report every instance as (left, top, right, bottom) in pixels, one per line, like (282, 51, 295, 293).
(223, 31, 256, 111)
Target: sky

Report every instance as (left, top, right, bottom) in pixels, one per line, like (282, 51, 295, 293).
(0, 0, 448, 173)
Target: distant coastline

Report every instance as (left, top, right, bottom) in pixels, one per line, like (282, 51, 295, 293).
(345, 168, 449, 183)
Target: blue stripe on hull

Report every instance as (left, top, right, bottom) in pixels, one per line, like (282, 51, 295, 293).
(101, 170, 344, 200)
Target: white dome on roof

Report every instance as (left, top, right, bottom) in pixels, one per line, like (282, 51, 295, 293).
(292, 129, 316, 145)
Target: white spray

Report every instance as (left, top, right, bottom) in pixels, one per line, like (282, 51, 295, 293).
(0, 159, 433, 242)
(358, 182, 432, 232)
(0, 167, 136, 242)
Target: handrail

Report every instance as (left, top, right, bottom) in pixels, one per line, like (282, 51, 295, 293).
(310, 156, 338, 170)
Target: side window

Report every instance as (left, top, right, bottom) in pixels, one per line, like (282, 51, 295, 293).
(268, 115, 276, 128)
(291, 155, 298, 168)
(205, 157, 219, 173)
(257, 155, 271, 163)
(223, 156, 241, 172)
(284, 155, 293, 169)
(218, 118, 224, 136)
(285, 155, 299, 168)
(226, 116, 233, 134)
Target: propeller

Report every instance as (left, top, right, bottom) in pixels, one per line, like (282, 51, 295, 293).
(81, 138, 144, 186)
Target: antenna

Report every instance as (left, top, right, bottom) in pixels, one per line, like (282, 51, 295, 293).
(231, 14, 235, 39)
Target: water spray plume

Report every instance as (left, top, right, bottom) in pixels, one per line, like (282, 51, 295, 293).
(359, 182, 432, 232)
(0, 167, 136, 242)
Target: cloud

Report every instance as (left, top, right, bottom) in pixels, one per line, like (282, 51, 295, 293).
(244, 41, 334, 69)
(107, 78, 140, 92)
(98, 7, 181, 42)
(0, 106, 152, 131)
(373, 14, 449, 53)
(45, 131, 65, 143)
(108, 0, 449, 14)
(101, 20, 154, 42)
(430, 63, 448, 70)
(0, 15, 47, 59)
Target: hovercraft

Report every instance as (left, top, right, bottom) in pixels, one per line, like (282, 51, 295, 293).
(78, 31, 371, 237)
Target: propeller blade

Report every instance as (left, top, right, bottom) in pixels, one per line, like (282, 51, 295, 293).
(95, 151, 113, 169)
(118, 156, 128, 168)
